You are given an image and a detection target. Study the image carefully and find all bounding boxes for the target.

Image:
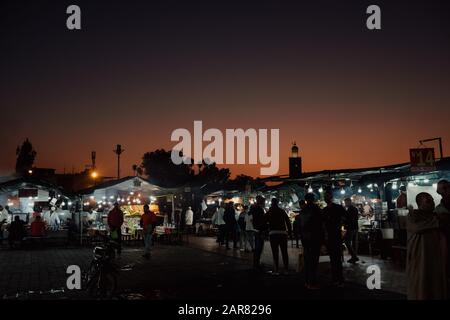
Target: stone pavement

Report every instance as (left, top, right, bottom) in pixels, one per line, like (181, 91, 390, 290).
(185, 235, 407, 295)
(0, 238, 406, 300)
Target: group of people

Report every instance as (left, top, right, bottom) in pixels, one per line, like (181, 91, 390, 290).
(106, 202, 157, 260)
(209, 179, 450, 298)
(1, 204, 64, 248)
(406, 179, 449, 300)
(211, 189, 360, 285)
(211, 202, 257, 252)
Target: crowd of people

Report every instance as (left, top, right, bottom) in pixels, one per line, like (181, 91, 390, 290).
(210, 189, 360, 287)
(1, 179, 449, 300)
(0, 204, 77, 248)
(208, 180, 450, 299)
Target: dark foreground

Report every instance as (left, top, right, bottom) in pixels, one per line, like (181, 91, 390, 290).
(0, 241, 404, 300)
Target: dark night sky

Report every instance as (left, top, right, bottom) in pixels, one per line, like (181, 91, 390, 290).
(1, 0, 449, 177)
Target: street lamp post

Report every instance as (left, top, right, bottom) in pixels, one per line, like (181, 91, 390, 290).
(113, 144, 125, 180)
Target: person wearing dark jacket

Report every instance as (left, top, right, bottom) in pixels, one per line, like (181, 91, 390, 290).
(323, 189, 346, 286)
(108, 203, 124, 256)
(344, 198, 360, 263)
(8, 216, 26, 248)
(300, 193, 323, 289)
(250, 195, 267, 270)
(266, 198, 292, 275)
(223, 202, 237, 249)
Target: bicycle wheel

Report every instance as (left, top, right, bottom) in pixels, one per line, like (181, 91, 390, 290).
(83, 261, 101, 297)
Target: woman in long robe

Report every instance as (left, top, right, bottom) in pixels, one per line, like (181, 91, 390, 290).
(407, 192, 447, 300)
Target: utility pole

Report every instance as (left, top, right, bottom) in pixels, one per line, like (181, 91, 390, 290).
(91, 151, 96, 170)
(419, 137, 443, 159)
(113, 144, 124, 180)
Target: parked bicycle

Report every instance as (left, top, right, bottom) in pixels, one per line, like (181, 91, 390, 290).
(83, 238, 119, 299)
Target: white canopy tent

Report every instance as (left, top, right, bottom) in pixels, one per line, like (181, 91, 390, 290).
(81, 176, 165, 202)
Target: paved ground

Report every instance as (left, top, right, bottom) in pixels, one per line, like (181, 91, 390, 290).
(0, 237, 406, 300)
(186, 236, 407, 294)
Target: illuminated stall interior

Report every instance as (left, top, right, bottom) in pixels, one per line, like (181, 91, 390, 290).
(79, 176, 174, 235)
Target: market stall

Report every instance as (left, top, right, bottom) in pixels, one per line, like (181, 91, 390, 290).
(0, 177, 73, 244)
(78, 176, 175, 244)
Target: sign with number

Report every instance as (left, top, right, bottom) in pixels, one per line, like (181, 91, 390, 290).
(410, 148, 436, 172)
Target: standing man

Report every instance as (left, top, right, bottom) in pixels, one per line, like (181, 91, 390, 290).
(238, 207, 247, 251)
(323, 189, 346, 287)
(407, 192, 447, 299)
(224, 202, 238, 249)
(108, 202, 124, 257)
(8, 216, 26, 249)
(265, 198, 292, 275)
(249, 195, 267, 270)
(344, 198, 360, 263)
(300, 193, 323, 289)
(140, 204, 157, 259)
(212, 204, 226, 246)
(185, 206, 194, 234)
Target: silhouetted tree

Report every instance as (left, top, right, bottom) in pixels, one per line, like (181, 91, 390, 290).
(15, 138, 36, 176)
(196, 162, 230, 187)
(141, 149, 195, 187)
(141, 149, 231, 189)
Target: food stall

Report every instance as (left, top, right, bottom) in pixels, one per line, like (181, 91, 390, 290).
(78, 176, 175, 244)
(0, 177, 73, 244)
(258, 156, 450, 261)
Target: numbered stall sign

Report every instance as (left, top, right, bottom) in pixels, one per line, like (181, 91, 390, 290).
(409, 148, 436, 172)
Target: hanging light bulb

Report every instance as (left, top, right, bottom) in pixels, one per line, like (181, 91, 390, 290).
(318, 186, 324, 193)
(340, 188, 345, 195)
(358, 187, 362, 193)
(308, 186, 313, 193)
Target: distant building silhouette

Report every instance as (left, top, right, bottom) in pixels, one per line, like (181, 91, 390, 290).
(289, 142, 302, 178)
